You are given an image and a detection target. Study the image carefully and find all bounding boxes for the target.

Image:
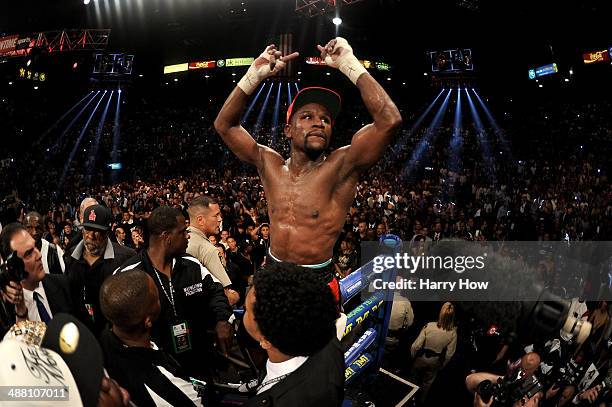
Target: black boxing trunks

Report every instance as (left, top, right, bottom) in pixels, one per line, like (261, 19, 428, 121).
(266, 250, 341, 304)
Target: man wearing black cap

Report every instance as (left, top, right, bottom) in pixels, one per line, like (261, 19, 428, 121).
(215, 37, 401, 299)
(64, 204, 135, 336)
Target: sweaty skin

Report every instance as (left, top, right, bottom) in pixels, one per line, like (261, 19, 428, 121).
(215, 41, 401, 264)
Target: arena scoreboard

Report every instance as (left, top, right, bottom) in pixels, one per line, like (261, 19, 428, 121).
(428, 49, 474, 72)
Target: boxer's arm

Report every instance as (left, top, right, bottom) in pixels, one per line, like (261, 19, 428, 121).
(215, 45, 298, 168)
(214, 87, 263, 167)
(344, 73, 402, 171)
(318, 38, 401, 173)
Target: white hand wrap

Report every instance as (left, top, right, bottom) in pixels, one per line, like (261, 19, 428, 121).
(237, 47, 286, 95)
(324, 37, 367, 85)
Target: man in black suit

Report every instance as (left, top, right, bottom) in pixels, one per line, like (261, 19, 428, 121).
(0, 223, 73, 322)
(242, 263, 344, 407)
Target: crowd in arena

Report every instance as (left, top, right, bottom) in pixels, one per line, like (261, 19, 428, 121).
(0, 82, 611, 406)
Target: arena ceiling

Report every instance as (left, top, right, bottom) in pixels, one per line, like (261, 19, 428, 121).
(1, 0, 610, 86)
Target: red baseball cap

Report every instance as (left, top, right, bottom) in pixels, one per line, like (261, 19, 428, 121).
(286, 87, 342, 124)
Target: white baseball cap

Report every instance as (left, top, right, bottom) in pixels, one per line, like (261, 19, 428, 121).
(0, 339, 83, 406)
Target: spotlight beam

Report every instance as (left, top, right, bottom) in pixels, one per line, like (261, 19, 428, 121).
(51, 90, 101, 153)
(254, 83, 274, 139)
(449, 88, 463, 173)
(384, 89, 445, 169)
(111, 89, 122, 163)
(472, 90, 513, 159)
(241, 83, 267, 125)
(58, 91, 105, 189)
(86, 90, 113, 185)
(465, 89, 495, 182)
(37, 91, 95, 146)
(287, 82, 292, 106)
(403, 89, 452, 178)
(110, 90, 122, 184)
(271, 83, 282, 145)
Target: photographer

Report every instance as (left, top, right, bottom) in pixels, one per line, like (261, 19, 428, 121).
(569, 366, 612, 406)
(466, 352, 544, 407)
(0, 223, 72, 323)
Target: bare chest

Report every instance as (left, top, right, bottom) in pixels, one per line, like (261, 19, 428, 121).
(263, 165, 342, 222)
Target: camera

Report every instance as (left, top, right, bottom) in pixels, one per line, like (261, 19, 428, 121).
(0, 251, 27, 289)
(476, 373, 545, 406)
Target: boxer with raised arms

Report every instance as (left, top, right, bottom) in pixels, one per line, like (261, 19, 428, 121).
(215, 37, 402, 298)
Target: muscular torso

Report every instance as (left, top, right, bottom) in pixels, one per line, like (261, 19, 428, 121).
(259, 148, 358, 264)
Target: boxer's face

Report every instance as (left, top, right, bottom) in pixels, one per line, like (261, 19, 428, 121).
(285, 103, 332, 157)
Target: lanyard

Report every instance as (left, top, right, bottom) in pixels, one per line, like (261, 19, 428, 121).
(256, 374, 289, 392)
(154, 268, 177, 318)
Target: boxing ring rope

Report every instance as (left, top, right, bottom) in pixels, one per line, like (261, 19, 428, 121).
(340, 234, 402, 385)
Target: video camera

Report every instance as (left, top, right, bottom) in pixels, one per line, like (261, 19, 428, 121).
(476, 372, 545, 406)
(0, 252, 27, 289)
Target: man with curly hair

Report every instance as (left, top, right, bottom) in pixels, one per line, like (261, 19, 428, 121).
(242, 263, 344, 406)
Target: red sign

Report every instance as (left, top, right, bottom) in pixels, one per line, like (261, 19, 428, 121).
(583, 50, 610, 64)
(188, 61, 216, 70)
(0, 35, 19, 55)
(305, 57, 326, 66)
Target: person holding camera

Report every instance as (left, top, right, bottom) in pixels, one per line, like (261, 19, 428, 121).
(0, 223, 72, 323)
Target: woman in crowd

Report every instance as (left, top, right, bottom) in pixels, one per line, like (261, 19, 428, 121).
(410, 302, 458, 402)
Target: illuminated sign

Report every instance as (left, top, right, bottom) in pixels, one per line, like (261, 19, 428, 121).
(529, 63, 558, 79)
(528, 69, 536, 80)
(188, 61, 216, 70)
(304, 58, 384, 70)
(163, 63, 188, 74)
(0, 35, 18, 55)
(375, 62, 390, 71)
(535, 63, 558, 77)
(306, 57, 326, 65)
(583, 50, 610, 64)
(18, 67, 46, 81)
(107, 163, 123, 170)
(225, 57, 254, 67)
(15, 36, 32, 51)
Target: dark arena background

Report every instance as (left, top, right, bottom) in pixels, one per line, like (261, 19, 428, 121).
(0, 1, 611, 406)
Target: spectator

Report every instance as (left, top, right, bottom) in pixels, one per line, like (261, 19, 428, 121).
(0, 223, 72, 323)
(410, 302, 458, 401)
(116, 206, 233, 380)
(241, 263, 343, 406)
(186, 195, 239, 305)
(100, 269, 203, 406)
(24, 211, 65, 274)
(114, 227, 128, 247)
(332, 238, 358, 278)
(64, 205, 135, 336)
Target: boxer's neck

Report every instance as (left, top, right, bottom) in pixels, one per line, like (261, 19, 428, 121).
(287, 151, 325, 174)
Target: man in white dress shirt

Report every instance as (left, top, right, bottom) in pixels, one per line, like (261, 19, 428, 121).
(0, 223, 72, 323)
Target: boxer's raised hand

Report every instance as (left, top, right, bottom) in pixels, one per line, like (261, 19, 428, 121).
(317, 37, 367, 85)
(238, 44, 299, 95)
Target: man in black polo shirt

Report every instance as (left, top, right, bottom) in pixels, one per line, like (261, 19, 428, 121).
(116, 206, 233, 380)
(64, 204, 135, 336)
